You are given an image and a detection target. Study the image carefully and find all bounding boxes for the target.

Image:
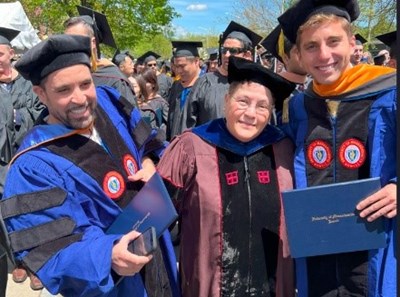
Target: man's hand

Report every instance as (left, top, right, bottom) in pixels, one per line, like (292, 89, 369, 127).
(128, 156, 156, 183)
(356, 183, 397, 222)
(111, 230, 152, 276)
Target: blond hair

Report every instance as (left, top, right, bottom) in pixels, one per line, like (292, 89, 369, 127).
(296, 14, 353, 46)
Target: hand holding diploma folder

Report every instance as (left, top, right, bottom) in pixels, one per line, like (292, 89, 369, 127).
(282, 178, 387, 258)
(107, 173, 178, 237)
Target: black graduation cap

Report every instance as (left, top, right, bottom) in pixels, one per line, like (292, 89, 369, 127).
(373, 52, 387, 66)
(120, 49, 134, 60)
(163, 60, 171, 69)
(172, 41, 203, 57)
(260, 25, 288, 63)
(375, 31, 396, 48)
(228, 56, 295, 111)
(221, 21, 262, 49)
(112, 49, 125, 66)
(77, 5, 117, 50)
(207, 48, 219, 60)
(278, 0, 360, 44)
(0, 27, 20, 45)
(137, 51, 161, 64)
(15, 34, 91, 86)
(354, 33, 367, 45)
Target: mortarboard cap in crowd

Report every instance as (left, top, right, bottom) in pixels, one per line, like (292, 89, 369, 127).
(207, 48, 219, 61)
(278, 0, 360, 44)
(137, 51, 161, 65)
(112, 49, 126, 66)
(77, 5, 117, 57)
(0, 27, 20, 45)
(260, 25, 289, 63)
(373, 51, 387, 66)
(375, 31, 396, 49)
(163, 60, 171, 69)
(172, 41, 203, 57)
(228, 56, 295, 111)
(354, 33, 367, 45)
(15, 34, 91, 86)
(120, 49, 134, 60)
(222, 21, 262, 49)
(112, 49, 134, 66)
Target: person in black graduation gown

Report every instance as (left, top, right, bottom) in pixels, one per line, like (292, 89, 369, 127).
(167, 41, 202, 140)
(0, 26, 45, 293)
(64, 6, 138, 108)
(185, 21, 262, 128)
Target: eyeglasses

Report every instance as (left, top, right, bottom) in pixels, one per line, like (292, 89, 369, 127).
(147, 63, 157, 67)
(221, 47, 245, 55)
(232, 96, 271, 114)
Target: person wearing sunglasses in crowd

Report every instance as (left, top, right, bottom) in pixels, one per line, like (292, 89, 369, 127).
(185, 21, 262, 129)
(138, 51, 173, 101)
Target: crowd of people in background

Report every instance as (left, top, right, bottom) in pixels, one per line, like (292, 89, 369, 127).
(0, 0, 397, 296)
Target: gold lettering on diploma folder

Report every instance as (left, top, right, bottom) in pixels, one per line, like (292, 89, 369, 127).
(311, 213, 355, 224)
(131, 212, 151, 230)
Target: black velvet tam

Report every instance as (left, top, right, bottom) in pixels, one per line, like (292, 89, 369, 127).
(228, 56, 295, 110)
(15, 34, 91, 85)
(278, 0, 360, 44)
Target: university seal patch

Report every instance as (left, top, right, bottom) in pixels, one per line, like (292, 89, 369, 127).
(339, 138, 366, 169)
(103, 171, 125, 199)
(307, 140, 332, 169)
(123, 154, 138, 175)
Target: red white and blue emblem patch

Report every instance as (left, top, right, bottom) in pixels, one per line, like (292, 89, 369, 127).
(307, 140, 332, 169)
(103, 171, 125, 199)
(339, 138, 366, 169)
(123, 154, 139, 176)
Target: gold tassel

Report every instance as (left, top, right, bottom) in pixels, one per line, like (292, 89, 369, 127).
(90, 47, 98, 73)
(325, 99, 340, 117)
(277, 29, 285, 62)
(281, 97, 291, 124)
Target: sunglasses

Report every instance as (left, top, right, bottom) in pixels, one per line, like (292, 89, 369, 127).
(147, 63, 157, 67)
(221, 47, 245, 55)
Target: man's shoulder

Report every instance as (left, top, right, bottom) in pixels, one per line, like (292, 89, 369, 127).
(200, 71, 224, 83)
(9, 72, 34, 91)
(158, 73, 172, 82)
(192, 71, 227, 92)
(95, 85, 121, 102)
(170, 80, 184, 91)
(349, 65, 396, 96)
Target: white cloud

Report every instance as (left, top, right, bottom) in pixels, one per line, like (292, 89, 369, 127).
(172, 24, 189, 38)
(186, 4, 208, 11)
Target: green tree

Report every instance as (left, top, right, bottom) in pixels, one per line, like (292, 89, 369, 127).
(229, 0, 298, 36)
(354, 0, 396, 51)
(5, 0, 178, 56)
(134, 33, 174, 60)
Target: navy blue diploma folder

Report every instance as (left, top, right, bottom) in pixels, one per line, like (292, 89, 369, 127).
(107, 173, 178, 237)
(282, 177, 387, 258)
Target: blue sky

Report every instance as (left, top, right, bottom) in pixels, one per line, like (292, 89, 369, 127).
(169, 1, 236, 36)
